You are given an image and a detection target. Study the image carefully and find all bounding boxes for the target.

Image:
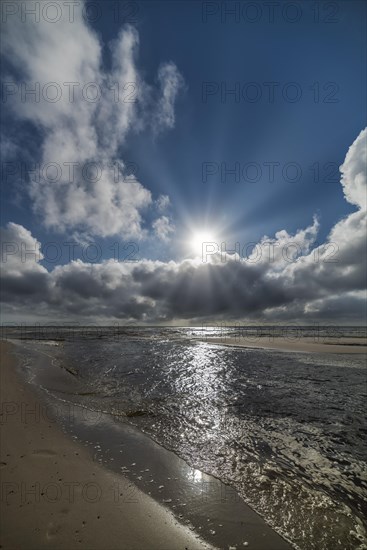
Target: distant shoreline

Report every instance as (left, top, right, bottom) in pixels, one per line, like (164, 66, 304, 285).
(195, 336, 367, 354)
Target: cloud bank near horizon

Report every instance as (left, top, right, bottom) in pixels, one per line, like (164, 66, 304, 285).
(1, 128, 366, 323)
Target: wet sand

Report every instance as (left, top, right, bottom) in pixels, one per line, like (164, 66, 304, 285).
(197, 336, 367, 354)
(0, 341, 292, 550)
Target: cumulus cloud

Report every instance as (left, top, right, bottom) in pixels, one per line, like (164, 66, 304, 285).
(152, 216, 175, 242)
(249, 216, 320, 271)
(156, 195, 171, 212)
(340, 128, 367, 210)
(1, 1, 183, 239)
(1, 220, 364, 323)
(1, 223, 45, 275)
(0, 223, 49, 309)
(285, 128, 367, 303)
(0, 135, 19, 160)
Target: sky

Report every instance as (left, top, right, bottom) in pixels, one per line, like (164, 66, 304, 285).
(0, 0, 366, 325)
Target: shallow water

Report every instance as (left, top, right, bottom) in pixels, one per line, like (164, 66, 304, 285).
(6, 326, 367, 550)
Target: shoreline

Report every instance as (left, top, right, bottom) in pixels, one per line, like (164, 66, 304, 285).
(0, 340, 292, 550)
(195, 336, 367, 354)
(0, 341, 211, 550)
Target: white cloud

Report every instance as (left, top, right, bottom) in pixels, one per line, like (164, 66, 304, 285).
(340, 127, 367, 210)
(285, 128, 367, 300)
(0, 223, 45, 276)
(152, 216, 175, 242)
(156, 195, 171, 212)
(153, 62, 185, 133)
(2, 1, 183, 239)
(250, 216, 319, 272)
(0, 223, 49, 310)
(0, 135, 19, 160)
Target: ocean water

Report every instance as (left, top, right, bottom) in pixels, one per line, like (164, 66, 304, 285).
(5, 326, 367, 550)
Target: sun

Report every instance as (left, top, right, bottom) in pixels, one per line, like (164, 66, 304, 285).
(189, 230, 218, 257)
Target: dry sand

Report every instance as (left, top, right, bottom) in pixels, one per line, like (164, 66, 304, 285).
(197, 336, 367, 354)
(0, 341, 210, 550)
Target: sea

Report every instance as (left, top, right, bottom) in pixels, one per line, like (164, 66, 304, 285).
(3, 325, 367, 550)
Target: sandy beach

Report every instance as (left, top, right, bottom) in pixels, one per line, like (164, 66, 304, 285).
(0, 341, 292, 550)
(196, 336, 367, 354)
(0, 341, 211, 550)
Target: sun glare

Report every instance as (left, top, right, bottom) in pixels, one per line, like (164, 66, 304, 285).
(189, 230, 218, 257)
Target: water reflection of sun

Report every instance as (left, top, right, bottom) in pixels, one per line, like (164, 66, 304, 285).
(187, 468, 203, 484)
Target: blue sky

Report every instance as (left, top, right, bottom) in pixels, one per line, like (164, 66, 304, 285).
(1, 0, 366, 323)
